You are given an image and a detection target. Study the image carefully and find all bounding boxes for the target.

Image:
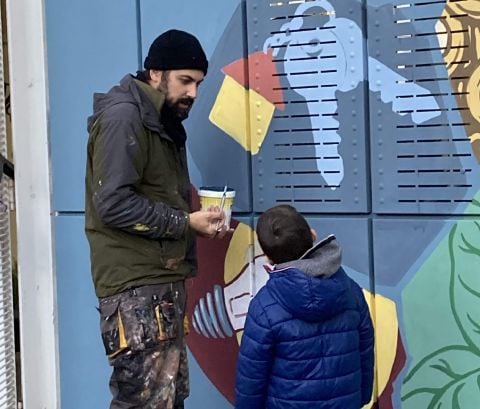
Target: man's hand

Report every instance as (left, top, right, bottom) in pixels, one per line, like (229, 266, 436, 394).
(189, 210, 230, 239)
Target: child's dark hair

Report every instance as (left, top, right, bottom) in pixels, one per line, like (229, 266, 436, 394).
(256, 205, 313, 264)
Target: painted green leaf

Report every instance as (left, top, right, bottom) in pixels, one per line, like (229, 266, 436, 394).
(449, 220, 480, 353)
(402, 346, 480, 405)
(426, 370, 480, 409)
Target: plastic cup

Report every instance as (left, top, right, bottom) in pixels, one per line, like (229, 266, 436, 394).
(198, 186, 235, 229)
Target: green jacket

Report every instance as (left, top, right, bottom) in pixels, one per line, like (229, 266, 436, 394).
(85, 75, 196, 298)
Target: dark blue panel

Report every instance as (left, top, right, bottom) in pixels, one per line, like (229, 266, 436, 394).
(248, 0, 369, 213)
(373, 218, 447, 287)
(367, 2, 480, 214)
(55, 215, 110, 409)
(46, 1, 139, 211)
(139, 1, 252, 212)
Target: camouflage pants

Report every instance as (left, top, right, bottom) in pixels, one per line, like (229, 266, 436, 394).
(98, 282, 189, 409)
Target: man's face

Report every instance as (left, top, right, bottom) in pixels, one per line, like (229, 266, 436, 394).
(152, 69, 205, 120)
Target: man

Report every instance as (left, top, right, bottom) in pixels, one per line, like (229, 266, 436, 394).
(85, 29, 225, 408)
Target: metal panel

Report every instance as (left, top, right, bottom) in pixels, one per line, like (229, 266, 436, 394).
(248, 0, 369, 213)
(368, 0, 480, 214)
(46, 0, 139, 211)
(373, 218, 447, 287)
(55, 215, 110, 409)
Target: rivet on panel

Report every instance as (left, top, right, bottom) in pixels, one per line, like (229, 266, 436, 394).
(257, 115, 262, 121)
(349, 8, 354, 14)
(375, 50, 381, 57)
(257, 129, 263, 135)
(353, 168, 358, 175)
(378, 139, 383, 146)
(353, 154, 358, 160)
(377, 109, 382, 116)
(377, 124, 383, 131)
(375, 37, 380, 43)
(350, 52, 355, 58)
(258, 157, 263, 163)
(376, 65, 381, 72)
(350, 36, 355, 44)
(259, 184, 264, 190)
(258, 170, 263, 176)
(375, 20, 380, 27)
(255, 73, 260, 79)
(256, 86, 261, 92)
(350, 67, 356, 73)
(354, 183, 359, 190)
(379, 183, 384, 190)
(352, 125, 357, 132)
(253, 17, 258, 24)
(352, 110, 357, 117)
(255, 60, 260, 66)
(352, 139, 357, 146)
(254, 32, 259, 38)
(354, 198, 359, 203)
(256, 101, 261, 107)
(376, 80, 381, 87)
(349, 22, 354, 28)
(259, 198, 264, 204)
(252, 3, 257, 9)
(379, 169, 384, 175)
(254, 45, 259, 51)
(380, 198, 384, 204)
(351, 96, 356, 102)
(378, 154, 383, 160)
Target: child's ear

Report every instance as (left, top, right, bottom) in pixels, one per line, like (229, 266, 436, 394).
(310, 228, 317, 242)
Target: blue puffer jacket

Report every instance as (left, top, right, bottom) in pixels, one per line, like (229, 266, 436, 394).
(235, 236, 374, 409)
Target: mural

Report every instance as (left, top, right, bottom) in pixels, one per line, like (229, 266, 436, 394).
(185, 0, 480, 408)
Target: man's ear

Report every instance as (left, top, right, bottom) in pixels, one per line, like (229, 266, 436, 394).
(149, 69, 163, 87)
(310, 228, 317, 242)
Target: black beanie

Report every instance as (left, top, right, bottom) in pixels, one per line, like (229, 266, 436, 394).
(144, 29, 208, 75)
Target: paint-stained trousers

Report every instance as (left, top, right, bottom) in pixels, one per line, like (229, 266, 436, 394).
(98, 281, 189, 409)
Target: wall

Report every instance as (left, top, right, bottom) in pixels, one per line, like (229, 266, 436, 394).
(45, 0, 480, 408)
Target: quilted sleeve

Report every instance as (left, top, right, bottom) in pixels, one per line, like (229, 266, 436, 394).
(235, 297, 274, 409)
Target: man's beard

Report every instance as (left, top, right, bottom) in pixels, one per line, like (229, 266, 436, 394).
(166, 96, 194, 121)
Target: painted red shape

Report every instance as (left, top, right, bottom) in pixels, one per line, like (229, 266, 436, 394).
(186, 188, 238, 403)
(222, 49, 285, 110)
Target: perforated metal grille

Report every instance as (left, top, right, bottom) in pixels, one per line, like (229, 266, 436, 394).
(369, 0, 479, 214)
(0, 7, 17, 408)
(248, 0, 369, 212)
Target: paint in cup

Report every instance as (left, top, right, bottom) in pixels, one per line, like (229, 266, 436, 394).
(198, 186, 235, 230)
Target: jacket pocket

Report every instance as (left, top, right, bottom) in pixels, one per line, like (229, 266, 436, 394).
(158, 238, 186, 271)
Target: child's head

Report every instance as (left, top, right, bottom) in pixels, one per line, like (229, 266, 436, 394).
(256, 205, 314, 264)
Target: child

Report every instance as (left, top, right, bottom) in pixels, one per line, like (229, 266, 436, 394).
(235, 205, 374, 409)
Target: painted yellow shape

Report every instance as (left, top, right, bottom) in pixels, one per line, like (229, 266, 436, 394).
(236, 330, 244, 345)
(362, 289, 399, 409)
(249, 89, 275, 155)
(209, 75, 249, 150)
(209, 75, 275, 155)
(224, 222, 253, 285)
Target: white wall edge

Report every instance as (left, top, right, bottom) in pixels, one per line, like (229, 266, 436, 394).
(6, 0, 60, 408)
